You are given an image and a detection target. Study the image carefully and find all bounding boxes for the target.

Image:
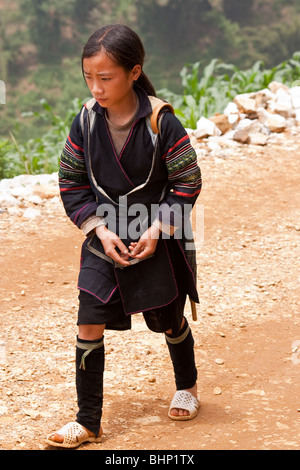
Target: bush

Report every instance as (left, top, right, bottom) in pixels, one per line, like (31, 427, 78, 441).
(0, 139, 19, 179)
(0, 97, 83, 177)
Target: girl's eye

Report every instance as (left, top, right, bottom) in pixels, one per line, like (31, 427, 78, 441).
(101, 78, 111, 81)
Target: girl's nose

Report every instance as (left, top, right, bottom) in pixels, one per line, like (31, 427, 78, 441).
(92, 82, 104, 96)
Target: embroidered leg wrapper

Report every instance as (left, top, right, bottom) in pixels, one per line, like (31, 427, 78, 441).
(75, 336, 104, 437)
(165, 318, 197, 390)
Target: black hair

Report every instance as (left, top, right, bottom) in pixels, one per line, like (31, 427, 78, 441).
(82, 24, 156, 96)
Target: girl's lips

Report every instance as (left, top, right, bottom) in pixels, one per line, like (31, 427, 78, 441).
(97, 99, 109, 107)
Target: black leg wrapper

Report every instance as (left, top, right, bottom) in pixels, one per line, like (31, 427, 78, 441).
(165, 318, 197, 390)
(75, 336, 104, 437)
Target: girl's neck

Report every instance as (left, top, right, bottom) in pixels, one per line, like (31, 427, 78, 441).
(105, 90, 139, 127)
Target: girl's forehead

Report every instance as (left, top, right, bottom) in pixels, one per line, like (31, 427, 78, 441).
(83, 52, 121, 73)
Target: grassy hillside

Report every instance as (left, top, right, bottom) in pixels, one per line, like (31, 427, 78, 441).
(0, 0, 299, 165)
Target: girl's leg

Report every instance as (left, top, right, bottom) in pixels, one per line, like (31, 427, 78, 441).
(143, 295, 198, 418)
(165, 317, 198, 417)
(75, 329, 105, 436)
(47, 324, 105, 444)
(76, 324, 106, 436)
(78, 324, 106, 341)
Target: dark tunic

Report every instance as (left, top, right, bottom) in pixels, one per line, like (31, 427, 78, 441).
(59, 87, 202, 331)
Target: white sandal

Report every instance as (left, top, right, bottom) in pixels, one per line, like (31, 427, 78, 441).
(168, 390, 200, 421)
(45, 421, 102, 448)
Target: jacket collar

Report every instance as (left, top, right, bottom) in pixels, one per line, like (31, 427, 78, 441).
(92, 85, 152, 119)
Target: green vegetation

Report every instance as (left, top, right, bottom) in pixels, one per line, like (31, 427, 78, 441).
(0, 0, 300, 176)
(0, 98, 83, 178)
(1, 51, 300, 178)
(160, 52, 300, 128)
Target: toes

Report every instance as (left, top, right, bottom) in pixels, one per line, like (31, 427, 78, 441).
(170, 408, 190, 417)
(48, 433, 64, 444)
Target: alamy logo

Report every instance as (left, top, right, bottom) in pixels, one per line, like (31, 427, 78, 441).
(0, 80, 5, 104)
(96, 197, 204, 250)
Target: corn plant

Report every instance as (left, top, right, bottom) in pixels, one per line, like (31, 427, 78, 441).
(159, 51, 300, 128)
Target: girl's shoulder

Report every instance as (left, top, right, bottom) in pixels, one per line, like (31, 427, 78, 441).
(146, 95, 186, 143)
(67, 108, 85, 147)
(158, 109, 188, 152)
(71, 98, 97, 141)
(160, 109, 185, 131)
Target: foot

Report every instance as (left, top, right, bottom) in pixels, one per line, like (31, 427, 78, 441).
(169, 384, 198, 418)
(47, 423, 103, 446)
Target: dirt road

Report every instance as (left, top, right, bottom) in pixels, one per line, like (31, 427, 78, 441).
(0, 131, 299, 450)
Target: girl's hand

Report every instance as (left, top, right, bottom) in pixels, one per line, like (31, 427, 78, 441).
(96, 225, 130, 266)
(129, 225, 161, 260)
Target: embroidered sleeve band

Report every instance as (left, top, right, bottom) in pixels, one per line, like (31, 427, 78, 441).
(59, 112, 98, 229)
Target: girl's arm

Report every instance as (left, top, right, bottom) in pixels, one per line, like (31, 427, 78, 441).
(156, 112, 202, 234)
(59, 112, 100, 230)
(130, 113, 201, 260)
(59, 112, 130, 266)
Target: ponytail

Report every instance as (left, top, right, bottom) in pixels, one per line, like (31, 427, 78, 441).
(136, 71, 156, 97)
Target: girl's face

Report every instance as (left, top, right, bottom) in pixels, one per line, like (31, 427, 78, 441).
(83, 51, 141, 111)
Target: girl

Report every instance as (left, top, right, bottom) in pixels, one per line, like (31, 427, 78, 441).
(46, 24, 202, 449)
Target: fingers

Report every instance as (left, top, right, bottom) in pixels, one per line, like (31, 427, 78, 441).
(129, 240, 144, 258)
(96, 226, 130, 266)
(129, 226, 160, 259)
(113, 237, 129, 257)
(129, 238, 158, 259)
(105, 241, 130, 266)
(128, 241, 137, 253)
(96, 226, 160, 265)
(107, 249, 130, 266)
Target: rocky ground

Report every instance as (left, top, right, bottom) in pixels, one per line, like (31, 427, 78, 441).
(0, 89, 300, 450)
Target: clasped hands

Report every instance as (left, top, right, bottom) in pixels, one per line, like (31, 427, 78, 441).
(95, 224, 161, 267)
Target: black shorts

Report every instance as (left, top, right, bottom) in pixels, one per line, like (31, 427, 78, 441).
(77, 287, 186, 335)
(77, 238, 191, 336)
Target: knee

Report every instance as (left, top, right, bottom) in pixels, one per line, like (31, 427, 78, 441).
(78, 324, 106, 341)
(165, 317, 186, 337)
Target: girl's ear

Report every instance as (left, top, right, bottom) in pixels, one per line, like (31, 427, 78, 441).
(132, 64, 142, 81)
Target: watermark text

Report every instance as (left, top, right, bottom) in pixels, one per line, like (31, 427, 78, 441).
(0, 80, 6, 104)
(96, 197, 204, 249)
